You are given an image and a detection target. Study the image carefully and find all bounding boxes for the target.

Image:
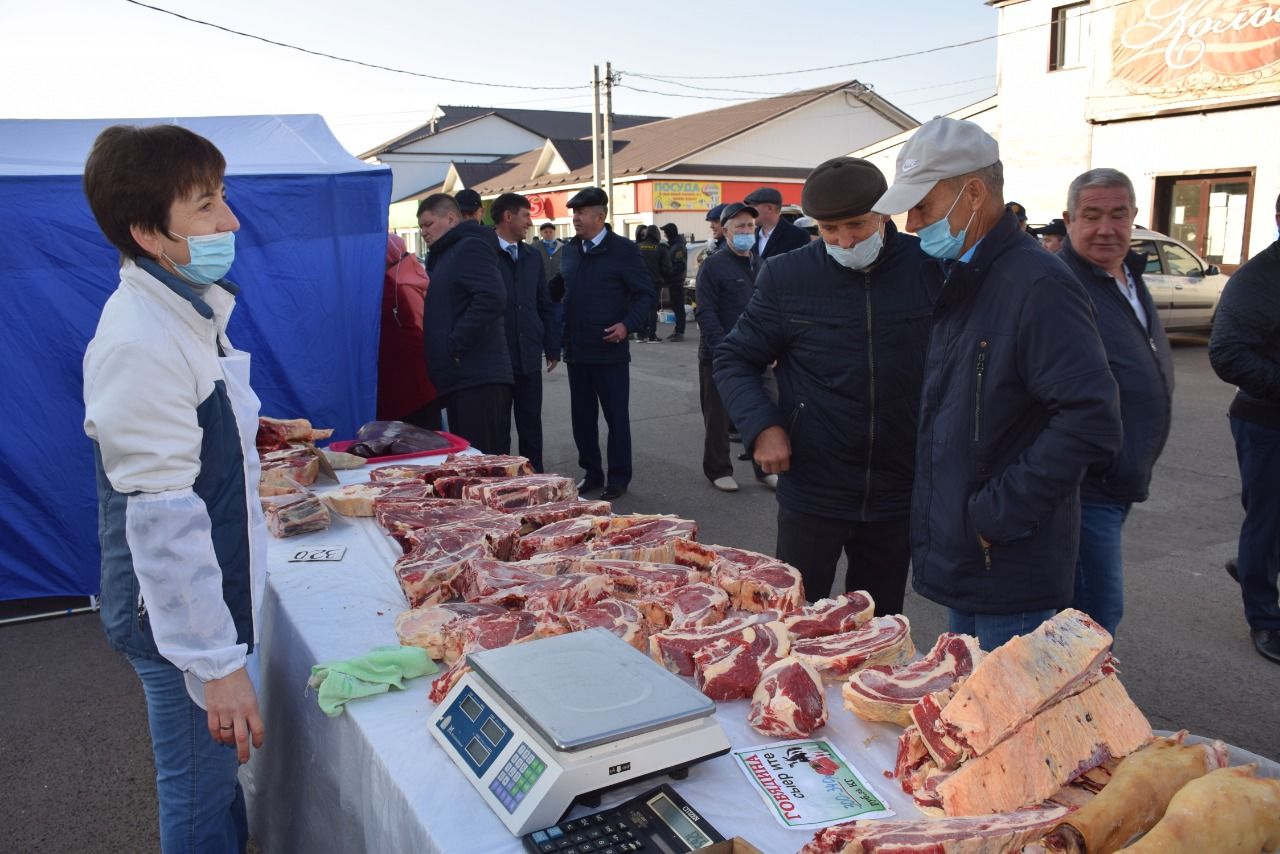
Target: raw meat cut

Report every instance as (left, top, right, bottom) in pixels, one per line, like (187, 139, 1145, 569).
(692, 620, 789, 701)
(636, 582, 728, 629)
(477, 572, 613, 612)
(448, 559, 546, 602)
(370, 482, 438, 503)
(648, 613, 776, 676)
(792, 615, 915, 683)
(559, 598, 649, 651)
(895, 725, 931, 787)
(429, 610, 540, 701)
(747, 657, 827, 738)
(1043, 731, 1228, 854)
(394, 602, 506, 659)
(369, 464, 436, 482)
(1116, 765, 1280, 854)
(262, 492, 330, 537)
(781, 593, 876, 640)
(934, 674, 1152, 816)
(423, 453, 535, 484)
(843, 633, 984, 727)
(260, 448, 320, 489)
(374, 500, 491, 542)
(670, 538, 777, 572)
(511, 515, 607, 560)
(572, 559, 702, 598)
(431, 475, 509, 499)
(318, 482, 388, 517)
(461, 474, 578, 510)
(712, 559, 805, 613)
(798, 806, 1070, 854)
(911, 608, 1115, 771)
(256, 416, 332, 452)
(514, 499, 612, 532)
(394, 526, 494, 606)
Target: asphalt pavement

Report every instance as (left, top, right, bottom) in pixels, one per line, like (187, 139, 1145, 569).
(2, 322, 1277, 853)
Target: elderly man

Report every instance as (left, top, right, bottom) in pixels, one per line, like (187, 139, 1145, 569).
(531, 222, 563, 281)
(417, 193, 513, 453)
(553, 187, 655, 500)
(873, 118, 1122, 649)
(1058, 168, 1173, 638)
(745, 187, 810, 261)
(1210, 192, 1280, 665)
(716, 158, 932, 613)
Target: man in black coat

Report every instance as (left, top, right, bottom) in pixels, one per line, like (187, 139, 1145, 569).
(874, 118, 1122, 650)
(553, 187, 655, 500)
(418, 193, 513, 453)
(1209, 192, 1280, 665)
(745, 186, 810, 260)
(661, 223, 689, 342)
(1059, 168, 1174, 638)
(636, 225, 672, 342)
(715, 159, 933, 614)
(491, 193, 561, 473)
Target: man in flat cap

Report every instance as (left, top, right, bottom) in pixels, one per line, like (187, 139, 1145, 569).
(715, 158, 932, 613)
(744, 186, 810, 261)
(874, 116, 1121, 650)
(552, 187, 655, 500)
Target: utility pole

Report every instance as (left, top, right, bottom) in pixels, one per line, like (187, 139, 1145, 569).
(603, 61, 615, 228)
(591, 65, 601, 189)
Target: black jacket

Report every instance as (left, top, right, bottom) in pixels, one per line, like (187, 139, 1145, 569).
(637, 239, 673, 289)
(1210, 239, 1280, 428)
(714, 221, 933, 521)
(497, 238, 560, 375)
(554, 227, 656, 365)
(756, 217, 811, 260)
(1059, 239, 1174, 503)
(911, 213, 1122, 614)
(666, 238, 688, 288)
(422, 220, 513, 396)
(695, 246, 757, 361)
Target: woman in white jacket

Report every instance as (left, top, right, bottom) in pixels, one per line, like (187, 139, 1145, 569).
(82, 124, 266, 854)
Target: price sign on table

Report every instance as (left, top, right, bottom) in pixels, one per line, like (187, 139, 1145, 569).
(287, 546, 348, 563)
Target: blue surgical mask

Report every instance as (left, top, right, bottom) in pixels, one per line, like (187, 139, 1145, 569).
(918, 187, 976, 261)
(825, 227, 884, 271)
(167, 230, 236, 285)
(731, 233, 755, 252)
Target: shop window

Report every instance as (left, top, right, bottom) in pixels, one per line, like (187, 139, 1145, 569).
(1155, 172, 1253, 272)
(1049, 2, 1089, 71)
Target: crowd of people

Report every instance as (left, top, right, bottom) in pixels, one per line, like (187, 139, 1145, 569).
(77, 116, 1278, 851)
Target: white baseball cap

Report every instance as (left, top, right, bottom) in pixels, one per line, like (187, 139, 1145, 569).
(872, 117, 1000, 215)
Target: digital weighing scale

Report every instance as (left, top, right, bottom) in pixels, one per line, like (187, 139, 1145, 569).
(428, 628, 731, 836)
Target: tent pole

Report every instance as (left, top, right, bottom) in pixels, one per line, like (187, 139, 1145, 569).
(0, 595, 99, 626)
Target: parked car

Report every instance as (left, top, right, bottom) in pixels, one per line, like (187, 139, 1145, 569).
(1129, 227, 1228, 334)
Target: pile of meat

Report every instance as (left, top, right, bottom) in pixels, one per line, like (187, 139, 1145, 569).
(256, 416, 344, 536)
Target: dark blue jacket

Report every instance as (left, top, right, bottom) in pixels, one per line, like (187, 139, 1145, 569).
(556, 227, 656, 365)
(1059, 239, 1173, 504)
(695, 245, 757, 361)
(911, 213, 1122, 614)
(756, 217, 811, 260)
(714, 221, 933, 521)
(1210, 239, 1280, 428)
(497, 238, 560, 375)
(423, 220, 513, 396)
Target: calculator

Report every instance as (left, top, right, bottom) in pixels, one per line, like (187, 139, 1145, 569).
(522, 783, 724, 854)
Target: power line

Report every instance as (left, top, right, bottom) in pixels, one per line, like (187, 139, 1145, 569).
(121, 0, 589, 92)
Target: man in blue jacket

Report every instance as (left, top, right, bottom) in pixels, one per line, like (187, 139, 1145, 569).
(1058, 168, 1173, 638)
(491, 193, 561, 472)
(715, 159, 932, 614)
(418, 193, 513, 453)
(553, 187, 655, 500)
(873, 118, 1122, 650)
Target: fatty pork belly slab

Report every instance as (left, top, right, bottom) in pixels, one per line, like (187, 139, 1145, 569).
(792, 615, 915, 683)
(691, 620, 790, 701)
(747, 656, 827, 739)
(843, 632, 984, 727)
(648, 613, 775, 676)
(711, 558, 806, 614)
(781, 592, 876, 641)
(636, 582, 728, 629)
(572, 559, 702, 599)
(912, 608, 1114, 771)
(798, 805, 1070, 854)
(934, 673, 1152, 816)
(394, 602, 506, 659)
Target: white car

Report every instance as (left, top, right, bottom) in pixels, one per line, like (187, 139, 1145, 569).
(1129, 228, 1229, 334)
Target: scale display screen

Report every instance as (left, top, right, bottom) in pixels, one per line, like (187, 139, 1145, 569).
(437, 685, 513, 777)
(465, 737, 491, 765)
(460, 694, 483, 721)
(481, 716, 506, 744)
(647, 791, 713, 849)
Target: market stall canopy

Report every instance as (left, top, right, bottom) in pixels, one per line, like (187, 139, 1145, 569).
(0, 114, 392, 601)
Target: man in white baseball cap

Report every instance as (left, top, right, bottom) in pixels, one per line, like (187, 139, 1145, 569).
(874, 116, 1123, 651)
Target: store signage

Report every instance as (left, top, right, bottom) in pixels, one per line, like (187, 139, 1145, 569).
(730, 739, 894, 829)
(1089, 0, 1280, 121)
(652, 181, 722, 212)
(528, 194, 552, 219)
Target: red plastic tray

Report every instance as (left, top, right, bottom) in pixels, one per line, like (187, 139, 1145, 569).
(326, 431, 470, 464)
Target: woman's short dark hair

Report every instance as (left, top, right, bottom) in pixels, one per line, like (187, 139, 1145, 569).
(83, 124, 227, 260)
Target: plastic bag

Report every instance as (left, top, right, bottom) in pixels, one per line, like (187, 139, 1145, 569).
(349, 420, 452, 458)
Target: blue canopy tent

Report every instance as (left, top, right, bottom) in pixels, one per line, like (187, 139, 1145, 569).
(0, 114, 392, 603)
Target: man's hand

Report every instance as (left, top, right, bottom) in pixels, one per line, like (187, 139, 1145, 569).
(546, 357, 559, 372)
(602, 322, 628, 344)
(753, 426, 792, 474)
(204, 667, 264, 764)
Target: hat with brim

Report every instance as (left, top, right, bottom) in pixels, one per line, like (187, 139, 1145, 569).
(1032, 218, 1067, 237)
(566, 187, 609, 209)
(743, 187, 783, 206)
(872, 117, 999, 215)
(802, 157, 887, 221)
(719, 202, 758, 225)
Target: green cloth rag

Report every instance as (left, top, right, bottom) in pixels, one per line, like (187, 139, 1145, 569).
(307, 645, 438, 717)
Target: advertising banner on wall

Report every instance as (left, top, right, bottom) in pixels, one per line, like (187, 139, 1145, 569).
(652, 181, 722, 211)
(1087, 0, 1280, 122)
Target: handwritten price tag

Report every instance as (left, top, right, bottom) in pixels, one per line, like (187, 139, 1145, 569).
(288, 546, 348, 563)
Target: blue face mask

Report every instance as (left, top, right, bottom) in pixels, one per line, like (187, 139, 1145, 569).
(917, 186, 976, 261)
(731, 233, 755, 252)
(167, 230, 236, 285)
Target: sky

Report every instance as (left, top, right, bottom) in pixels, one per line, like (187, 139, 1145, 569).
(0, 0, 1000, 156)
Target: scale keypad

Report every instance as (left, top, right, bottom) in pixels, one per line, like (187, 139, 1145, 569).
(488, 742, 546, 813)
(529, 813, 644, 853)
